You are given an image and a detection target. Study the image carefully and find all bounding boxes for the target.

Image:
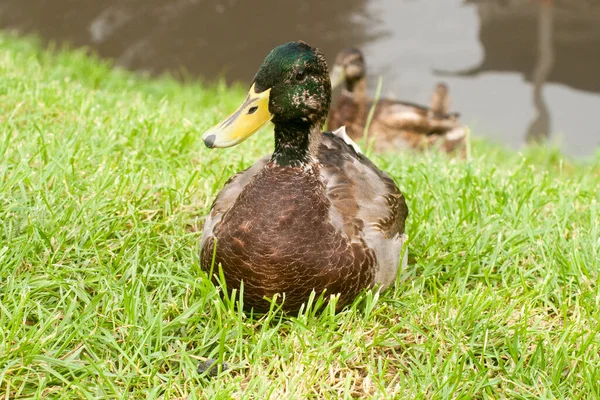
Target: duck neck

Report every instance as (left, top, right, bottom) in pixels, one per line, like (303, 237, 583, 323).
(345, 77, 367, 102)
(271, 120, 322, 168)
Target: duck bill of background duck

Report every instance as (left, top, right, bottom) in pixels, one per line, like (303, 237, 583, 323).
(202, 84, 273, 148)
(329, 65, 345, 90)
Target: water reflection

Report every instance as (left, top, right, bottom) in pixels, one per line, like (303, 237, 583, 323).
(453, 0, 600, 93)
(0, 0, 381, 82)
(1, 0, 599, 155)
(526, 0, 554, 143)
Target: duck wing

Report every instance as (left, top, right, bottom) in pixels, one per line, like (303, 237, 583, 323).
(374, 99, 464, 136)
(318, 129, 409, 289)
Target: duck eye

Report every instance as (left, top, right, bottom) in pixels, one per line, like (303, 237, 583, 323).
(295, 70, 306, 81)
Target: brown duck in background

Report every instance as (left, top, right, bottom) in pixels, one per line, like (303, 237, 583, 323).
(200, 41, 408, 313)
(430, 82, 451, 116)
(328, 48, 466, 154)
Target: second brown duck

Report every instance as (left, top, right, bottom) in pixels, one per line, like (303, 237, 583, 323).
(328, 48, 466, 154)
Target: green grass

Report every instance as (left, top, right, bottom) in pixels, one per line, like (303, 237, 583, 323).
(1, 33, 600, 399)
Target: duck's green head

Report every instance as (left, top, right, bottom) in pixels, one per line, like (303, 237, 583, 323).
(203, 41, 331, 148)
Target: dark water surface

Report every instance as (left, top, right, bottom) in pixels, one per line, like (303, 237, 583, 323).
(2, 0, 599, 156)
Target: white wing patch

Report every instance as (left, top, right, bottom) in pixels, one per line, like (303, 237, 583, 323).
(331, 126, 363, 154)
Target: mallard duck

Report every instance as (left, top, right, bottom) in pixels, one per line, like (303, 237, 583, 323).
(200, 41, 408, 313)
(328, 47, 466, 154)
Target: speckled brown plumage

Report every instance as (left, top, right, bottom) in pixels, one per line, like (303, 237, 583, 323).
(328, 48, 467, 155)
(201, 133, 407, 312)
(200, 42, 408, 313)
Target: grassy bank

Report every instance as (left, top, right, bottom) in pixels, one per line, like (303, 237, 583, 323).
(1, 34, 599, 399)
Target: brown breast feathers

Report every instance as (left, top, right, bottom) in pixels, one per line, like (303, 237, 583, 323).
(201, 161, 376, 312)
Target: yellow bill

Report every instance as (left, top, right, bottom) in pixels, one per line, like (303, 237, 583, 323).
(329, 65, 345, 90)
(202, 84, 273, 148)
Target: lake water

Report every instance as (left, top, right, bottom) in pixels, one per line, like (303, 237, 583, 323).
(1, 0, 599, 156)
